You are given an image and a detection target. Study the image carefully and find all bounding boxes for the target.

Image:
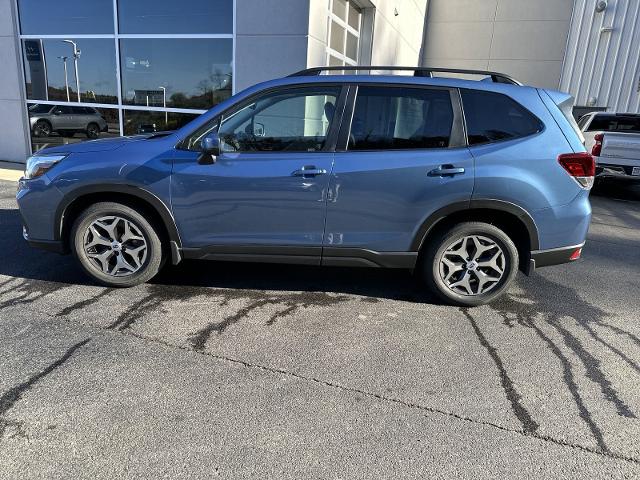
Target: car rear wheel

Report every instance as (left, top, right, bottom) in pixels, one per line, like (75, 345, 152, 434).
(422, 222, 518, 307)
(71, 202, 163, 287)
(33, 120, 51, 137)
(86, 123, 100, 139)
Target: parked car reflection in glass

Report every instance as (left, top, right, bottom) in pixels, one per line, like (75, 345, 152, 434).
(28, 104, 119, 152)
(29, 104, 107, 138)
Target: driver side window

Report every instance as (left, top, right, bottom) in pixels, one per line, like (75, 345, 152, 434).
(185, 86, 341, 153)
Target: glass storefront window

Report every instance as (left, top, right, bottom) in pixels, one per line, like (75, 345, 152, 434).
(28, 105, 120, 152)
(23, 39, 118, 104)
(18, 0, 234, 152)
(120, 38, 233, 110)
(118, 0, 233, 34)
(17, 0, 114, 35)
(123, 109, 200, 136)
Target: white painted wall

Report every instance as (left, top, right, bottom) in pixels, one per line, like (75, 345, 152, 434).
(421, 0, 574, 89)
(0, 0, 29, 162)
(369, 0, 428, 66)
(234, 0, 311, 92)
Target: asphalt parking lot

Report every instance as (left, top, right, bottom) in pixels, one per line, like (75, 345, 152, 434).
(1, 178, 639, 479)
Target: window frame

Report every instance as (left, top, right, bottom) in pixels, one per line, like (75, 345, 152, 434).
(459, 88, 545, 147)
(336, 83, 467, 152)
(177, 83, 350, 154)
(326, 0, 362, 67)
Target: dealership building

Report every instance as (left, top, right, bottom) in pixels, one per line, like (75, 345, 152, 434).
(0, 0, 639, 163)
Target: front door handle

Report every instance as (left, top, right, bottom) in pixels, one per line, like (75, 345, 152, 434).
(292, 166, 327, 177)
(428, 165, 466, 177)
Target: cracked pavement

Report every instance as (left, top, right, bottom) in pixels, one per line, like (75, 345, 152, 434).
(0, 179, 639, 479)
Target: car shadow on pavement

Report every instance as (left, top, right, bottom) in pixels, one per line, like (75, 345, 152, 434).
(0, 208, 436, 304)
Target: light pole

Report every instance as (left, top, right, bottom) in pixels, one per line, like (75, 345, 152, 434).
(158, 86, 167, 125)
(57, 56, 70, 101)
(63, 40, 81, 102)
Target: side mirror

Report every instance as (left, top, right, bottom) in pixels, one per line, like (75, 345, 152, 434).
(198, 132, 221, 165)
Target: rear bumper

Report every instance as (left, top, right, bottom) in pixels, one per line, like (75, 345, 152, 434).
(528, 242, 585, 273)
(596, 163, 640, 180)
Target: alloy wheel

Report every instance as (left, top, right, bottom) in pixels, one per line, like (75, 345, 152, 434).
(438, 235, 506, 296)
(83, 216, 148, 277)
(34, 122, 51, 137)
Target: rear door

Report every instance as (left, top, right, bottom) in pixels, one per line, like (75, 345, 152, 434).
(324, 84, 473, 253)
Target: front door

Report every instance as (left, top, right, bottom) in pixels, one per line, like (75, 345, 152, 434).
(172, 85, 346, 258)
(324, 84, 474, 253)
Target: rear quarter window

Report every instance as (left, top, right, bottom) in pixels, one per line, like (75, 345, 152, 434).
(461, 89, 543, 145)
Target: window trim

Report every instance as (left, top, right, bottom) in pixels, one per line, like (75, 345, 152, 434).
(459, 88, 545, 147)
(336, 83, 467, 153)
(176, 83, 350, 154)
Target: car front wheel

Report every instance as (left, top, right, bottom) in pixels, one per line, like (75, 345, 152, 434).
(71, 202, 163, 287)
(423, 222, 519, 307)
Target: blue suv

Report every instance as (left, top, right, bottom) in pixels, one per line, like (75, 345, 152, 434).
(17, 67, 593, 306)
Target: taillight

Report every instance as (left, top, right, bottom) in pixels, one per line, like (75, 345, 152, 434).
(591, 133, 604, 156)
(558, 152, 595, 189)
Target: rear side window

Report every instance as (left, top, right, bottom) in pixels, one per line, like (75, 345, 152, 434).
(461, 89, 543, 145)
(349, 86, 453, 150)
(586, 114, 640, 133)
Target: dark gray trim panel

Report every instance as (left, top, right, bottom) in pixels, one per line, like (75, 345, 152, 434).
(180, 245, 417, 269)
(55, 184, 182, 247)
(410, 199, 540, 251)
(27, 239, 65, 254)
(531, 242, 584, 269)
(322, 248, 417, 268)
(182, 245, 322, 266)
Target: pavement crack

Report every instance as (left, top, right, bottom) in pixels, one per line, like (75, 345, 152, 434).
(56, 289, 114, 317)
(0, 338, 91, 440)
(16, 304, 640, 465)
(461, 307, 539, 434)
(121, 328, 640, 465)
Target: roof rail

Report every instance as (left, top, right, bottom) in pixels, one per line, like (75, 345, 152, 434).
(288, 66, 522, 86)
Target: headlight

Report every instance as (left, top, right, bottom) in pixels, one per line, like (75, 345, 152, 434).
(24, 154, 67, 179)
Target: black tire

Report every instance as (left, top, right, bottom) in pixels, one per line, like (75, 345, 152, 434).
(71, 202, 163, 287)
(422, 222, 519, 307)
(33, 120, 51, 138)
(86, 123, 100, 139)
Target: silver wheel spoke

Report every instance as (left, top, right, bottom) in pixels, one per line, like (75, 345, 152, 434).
(477, 250, 505, 276)
(471, 235, 497, 261)
(85, 225, 112, 248)
(124, 245, 146, 268)
(449, 271, 474, 295)
(111, 253, 137, 275)
(438, 234, 506, 296)
(441, 257, 465, 282)
(87, 250, 114, 273)
(121, 220, 145, 243)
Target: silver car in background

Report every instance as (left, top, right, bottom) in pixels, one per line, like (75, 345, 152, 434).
(29, 104, 108, 139)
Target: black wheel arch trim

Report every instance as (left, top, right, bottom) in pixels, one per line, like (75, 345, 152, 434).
(54, 183, 182, 248)
(410, 199, 540, 252)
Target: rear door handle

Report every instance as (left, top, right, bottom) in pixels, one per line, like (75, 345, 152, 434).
(428, 165, 466, 177)
(292, 166, 327, 177)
